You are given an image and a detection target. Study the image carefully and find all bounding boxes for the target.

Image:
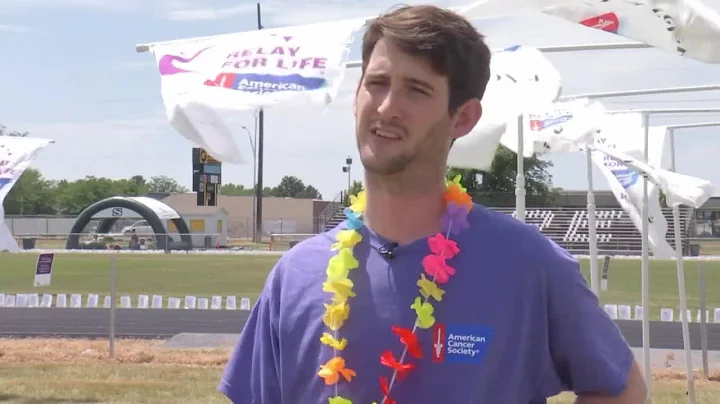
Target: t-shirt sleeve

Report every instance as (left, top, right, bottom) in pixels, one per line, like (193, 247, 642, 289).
(536, 242, 635, 398)
(218, 269, 282, 403)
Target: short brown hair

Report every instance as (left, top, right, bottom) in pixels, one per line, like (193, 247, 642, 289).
(361, 5, 492, 114)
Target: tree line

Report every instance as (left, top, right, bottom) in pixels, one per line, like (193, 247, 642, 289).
(2, 124, 559, 216)
(3, 170, 323, 216)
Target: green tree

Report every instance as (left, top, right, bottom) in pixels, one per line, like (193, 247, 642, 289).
(222, 183, 254, 196)
(3, 168, 56, 215)
(343, 180, 364, 205)
(146, 175, 188, 194)
(271, 175, 322, 199)
(348, 180, 363, 196)
(447, 145, 559, 207)
(51, 176, 125, 215)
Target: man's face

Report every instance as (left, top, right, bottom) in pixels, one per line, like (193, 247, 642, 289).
(354, 38, 456, 176)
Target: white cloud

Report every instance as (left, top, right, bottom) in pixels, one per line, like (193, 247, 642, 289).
(165, 4, 255, 21)
(260, 0, 458, 27)
(0, 0, 256, 21)
(0, 24, 34, 33)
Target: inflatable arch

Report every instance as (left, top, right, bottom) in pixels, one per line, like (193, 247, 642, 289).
(65, 196, 192, 250)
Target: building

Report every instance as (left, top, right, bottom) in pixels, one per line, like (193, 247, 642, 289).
(160, 193, 331, 238)
(164, 205, 229, 248)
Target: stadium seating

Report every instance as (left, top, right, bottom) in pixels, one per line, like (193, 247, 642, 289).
(323, 205, 694, 256)
(494, 207, 693, 256)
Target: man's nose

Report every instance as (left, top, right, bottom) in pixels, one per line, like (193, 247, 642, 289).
(376, 86, 402, 120)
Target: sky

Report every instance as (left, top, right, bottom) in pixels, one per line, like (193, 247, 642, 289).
(2, 0, 720, 201)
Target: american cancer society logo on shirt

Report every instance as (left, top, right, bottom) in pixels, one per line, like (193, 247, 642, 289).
(431, 324, 494, 364)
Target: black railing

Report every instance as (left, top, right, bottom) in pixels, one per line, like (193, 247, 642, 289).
(317, 192, 344, 233)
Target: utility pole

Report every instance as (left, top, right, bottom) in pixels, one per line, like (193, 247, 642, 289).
(254, 2, 265, 244)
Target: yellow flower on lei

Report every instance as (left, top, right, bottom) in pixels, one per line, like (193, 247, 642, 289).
(329, 396, 353, 404)
(320, 332, 348, 350)
(410, 297, 436, 329)
(326, 248, 360, 280)
(332, 229, 363, 250)
(445, 174, 467, 193)
(323, 301, 350, 331)
(349, 190, 366, 213)
(322, 278, 356, 304)
(417, 273, 445, 302)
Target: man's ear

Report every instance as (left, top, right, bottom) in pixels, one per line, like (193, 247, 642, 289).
(451, 98, 482, 141)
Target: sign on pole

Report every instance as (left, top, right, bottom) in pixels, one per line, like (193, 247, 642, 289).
(34, 252, 55, 287)
(600, 255, 611, 292)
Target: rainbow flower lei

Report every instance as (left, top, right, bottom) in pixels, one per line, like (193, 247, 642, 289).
(317, 175, 473, 404)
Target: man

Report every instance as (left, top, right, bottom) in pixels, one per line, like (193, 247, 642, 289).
(220, 5, 647, 403)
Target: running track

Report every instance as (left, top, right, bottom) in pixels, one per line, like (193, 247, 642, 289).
(2, 308, 720, 350)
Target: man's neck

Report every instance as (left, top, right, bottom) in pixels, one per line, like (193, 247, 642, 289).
(363, 179, 447, 245)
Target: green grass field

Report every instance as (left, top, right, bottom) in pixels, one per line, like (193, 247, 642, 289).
(2, 252, 720, 319)
(0, 253, 278, 303)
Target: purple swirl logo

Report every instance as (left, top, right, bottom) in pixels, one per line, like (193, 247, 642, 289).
(158, 47, 210, 76)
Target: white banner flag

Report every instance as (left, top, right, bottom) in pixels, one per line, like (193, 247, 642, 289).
(0, 204, 15, 252)
(0, 136, 53, 252)
(448, 45, 562, 169)
(525, 98, 607, 154)
(461, 0, 720, 64)
(541, 0, 720, 64)
(591, 113, 674, 258)
(149, 19, 364, 163)
(595, 145, 714, 209)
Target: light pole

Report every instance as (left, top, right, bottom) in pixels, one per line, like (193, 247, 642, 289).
(241, 124, 257, 243)
(342, 157, 352, 202)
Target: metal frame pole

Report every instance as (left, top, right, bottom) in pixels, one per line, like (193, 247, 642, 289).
(567, 87, 720, 101)
(640, 112, 652, 401)
(135, 29, 648, 54)
(610, 107, 720, 114)
(699, 261, 710, 379)
(515, 114, 525, 223)
(241, 125, 257, 243)
(254, 3, 264, 245)
(109, 253, 117, 359)
(585, 147, 599, 296)
(668, 126, 696, 403)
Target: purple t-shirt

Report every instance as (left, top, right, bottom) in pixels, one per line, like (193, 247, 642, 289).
(219, 204, 634, 403)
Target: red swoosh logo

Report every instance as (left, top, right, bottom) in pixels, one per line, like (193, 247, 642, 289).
(580, 12, 619, 34)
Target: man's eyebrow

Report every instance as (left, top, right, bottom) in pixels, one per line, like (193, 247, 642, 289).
(364, 72, 388, 81)
(404, 77, 435, 93)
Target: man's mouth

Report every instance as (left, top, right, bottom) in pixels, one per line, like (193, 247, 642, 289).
(371, 128, 401, 140)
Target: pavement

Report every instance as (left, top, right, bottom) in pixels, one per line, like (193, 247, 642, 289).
(0, 308, 249, 338)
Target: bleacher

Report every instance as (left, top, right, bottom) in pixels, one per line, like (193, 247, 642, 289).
(493, 207, 694, 256)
